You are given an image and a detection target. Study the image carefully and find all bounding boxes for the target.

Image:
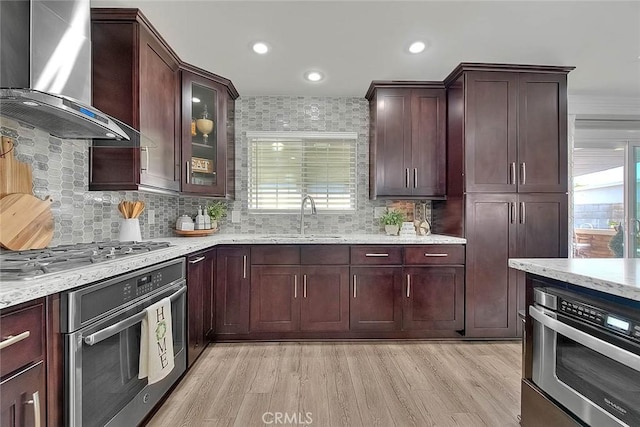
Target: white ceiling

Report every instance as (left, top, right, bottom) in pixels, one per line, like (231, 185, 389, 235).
(91, 0, 640, 98)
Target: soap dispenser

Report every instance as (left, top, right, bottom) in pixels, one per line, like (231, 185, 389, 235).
(195, 206, 205, 230)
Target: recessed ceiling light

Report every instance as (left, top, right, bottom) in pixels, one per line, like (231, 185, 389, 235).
(252, 42, 269, 54)
(304, 71, 324, 82)
(408, 41, 426, 54)
(23, 101, 39, 106)
(192, 97, 201, 103)
(105, 132, 115, 138)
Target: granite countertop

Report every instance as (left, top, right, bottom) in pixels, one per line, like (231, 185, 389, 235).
(0, 233, 466, 309)
(509, 258, 640, 302)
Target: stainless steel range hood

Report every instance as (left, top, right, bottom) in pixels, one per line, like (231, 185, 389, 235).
(0, 0, 130, 140)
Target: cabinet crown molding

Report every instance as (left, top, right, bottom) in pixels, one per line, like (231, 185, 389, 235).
(444, 62, 575, 88)
(365, 81, 445, 100)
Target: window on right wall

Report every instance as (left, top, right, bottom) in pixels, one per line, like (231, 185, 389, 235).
(247, 131, 358, 212)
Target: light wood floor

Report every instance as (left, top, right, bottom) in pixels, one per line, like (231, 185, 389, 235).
(147, 341, 522, 427)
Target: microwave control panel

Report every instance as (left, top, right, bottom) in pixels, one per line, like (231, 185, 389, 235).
(558, 296, 640, 342)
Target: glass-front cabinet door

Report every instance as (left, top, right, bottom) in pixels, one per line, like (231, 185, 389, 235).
(181, 70, 230, 196)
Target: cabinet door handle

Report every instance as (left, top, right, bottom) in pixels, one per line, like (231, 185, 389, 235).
(413, 168, 418, 188)
(510, 202, 515, 224)
(303, 274, 307, 298)
(424, 253, 448, 257)
(353, 275, 357, 298)
(365, 253, 389, 257)
(405, 168, 410, 188)
(294, 275, 298, 299)
(406, 274, 411, 298)
(510, 162, 516, 185)
(25, 390, 41, 427)
(520, 162, 526, 185)
(520, 202, 526, 224)
(140, 146, 149, 172)
(0, 331, 30, 350)
(242, 255, 247, 279)
(189, 256, 205, 264)
(185, 161, 191, 184)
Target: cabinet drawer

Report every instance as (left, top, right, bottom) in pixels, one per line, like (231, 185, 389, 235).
(0, 301, 45, 378)
(350, 246, 402, 265)
(404, 245, 465, 265)
(301, 245, 349, 265)
(251, 245, 300, 264)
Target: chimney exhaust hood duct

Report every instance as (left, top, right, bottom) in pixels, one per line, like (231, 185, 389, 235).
(0, 0, 131, 141)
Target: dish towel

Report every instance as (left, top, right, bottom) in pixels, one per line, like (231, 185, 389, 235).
(139, 297, 174, 384)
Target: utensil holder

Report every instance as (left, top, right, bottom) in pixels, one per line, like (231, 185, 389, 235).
(118, 218, 142, 242)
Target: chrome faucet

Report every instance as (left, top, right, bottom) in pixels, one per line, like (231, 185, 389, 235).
(300, 195, 317, 235)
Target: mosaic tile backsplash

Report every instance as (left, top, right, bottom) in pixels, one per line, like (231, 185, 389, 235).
(1, 96, 430, 245)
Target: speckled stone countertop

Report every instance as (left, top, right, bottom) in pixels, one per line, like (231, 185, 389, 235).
(509, 258, 640, 302)
(0, 233, 466, 309)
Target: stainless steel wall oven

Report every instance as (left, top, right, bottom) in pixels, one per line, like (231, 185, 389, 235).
(61, 258, 187, 427)
(531, 286, 640, 427)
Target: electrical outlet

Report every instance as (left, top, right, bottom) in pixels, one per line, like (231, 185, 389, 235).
(374, 207, 386, 219)
(147, 209, 155, 225)
(231, 210, 240, 223)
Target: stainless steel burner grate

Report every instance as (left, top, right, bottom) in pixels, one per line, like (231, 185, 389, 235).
(0, 241, 172, 280)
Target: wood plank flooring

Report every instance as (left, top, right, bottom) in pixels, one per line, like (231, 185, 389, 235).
(147, 341, 521, 427)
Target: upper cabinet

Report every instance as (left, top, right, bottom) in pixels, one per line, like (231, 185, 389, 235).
(180, 65, 238, 198)
(88, 9, 238, 197)
(445, 64, 574, 195)
(366, 82, 446, 199)
(89, 9, 181, 192)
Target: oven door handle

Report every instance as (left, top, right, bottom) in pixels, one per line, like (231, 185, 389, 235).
(84, 285, 186, 346)
(530, 305, 640, 371)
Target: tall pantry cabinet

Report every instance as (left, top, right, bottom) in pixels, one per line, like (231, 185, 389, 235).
(440, 63, 574, 338)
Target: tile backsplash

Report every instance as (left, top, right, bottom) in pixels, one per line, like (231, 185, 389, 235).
(1, 96, 430, 245)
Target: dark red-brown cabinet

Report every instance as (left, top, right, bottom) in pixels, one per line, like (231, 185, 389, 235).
(464, 193, 567, 337)
(438, 63, 573, 338)
(0, 300, 47, 427)
(180, 65, 238, 198)
(249, 245, 350, 334)
(89, 8, 181, 192)
(366, 82, 446, 199)
(215, 246, 250, 335)
(449, 67, 571, 194)
(186, 249, 215, 367)
(402, 245, 465, 331)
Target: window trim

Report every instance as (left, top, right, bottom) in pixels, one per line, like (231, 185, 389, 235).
(246, 131, 359, 214)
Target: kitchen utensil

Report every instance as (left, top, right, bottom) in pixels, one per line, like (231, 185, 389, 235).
(0, 193, 54, 250)
(419, 203, 431, 236)
(0, 137, 33, 198)
(118, 200, 145, 219)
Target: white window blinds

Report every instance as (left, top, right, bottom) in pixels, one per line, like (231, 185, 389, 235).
(248, 132, 357, 211)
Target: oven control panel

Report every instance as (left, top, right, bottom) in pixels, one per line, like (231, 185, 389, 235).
(558, 295, 640, 342)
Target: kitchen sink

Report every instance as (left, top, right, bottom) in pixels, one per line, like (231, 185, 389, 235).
(255, 234, 344, 239)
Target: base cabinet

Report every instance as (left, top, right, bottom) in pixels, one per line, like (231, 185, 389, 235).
(403, 266, 464, 331)
(250, 266, 299, 333)
(215, 244, 465, 340)
(215, 247, 250, 335)
(186, 250, 215, 367)
(0, 299, 47, 427)
(0, 362, 45, 427)
(300, 266, 349, 332)
(350, 266, 403, 331)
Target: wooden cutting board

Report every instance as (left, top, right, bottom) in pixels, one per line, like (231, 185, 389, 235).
(0, 136, 33, 198)
(0, 194, 54, 250)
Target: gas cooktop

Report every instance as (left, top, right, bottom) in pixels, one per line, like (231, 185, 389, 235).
(0, 241, 172, 281)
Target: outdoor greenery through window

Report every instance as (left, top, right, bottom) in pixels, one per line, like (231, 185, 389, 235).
(248, 132, 357, 211)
